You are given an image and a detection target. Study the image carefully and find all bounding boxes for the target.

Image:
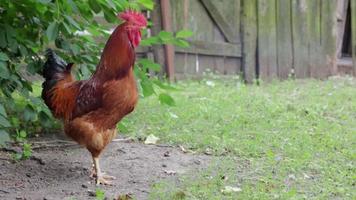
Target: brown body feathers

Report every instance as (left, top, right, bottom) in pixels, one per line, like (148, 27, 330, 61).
(42, 23, 138, 157)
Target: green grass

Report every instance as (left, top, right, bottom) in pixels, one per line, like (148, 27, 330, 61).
(123, 76, 356, 199)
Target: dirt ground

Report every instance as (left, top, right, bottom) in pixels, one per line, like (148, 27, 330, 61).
(0, 136, 211, 200)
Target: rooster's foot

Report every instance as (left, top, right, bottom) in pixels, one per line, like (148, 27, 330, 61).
(96, 174, 116, 185)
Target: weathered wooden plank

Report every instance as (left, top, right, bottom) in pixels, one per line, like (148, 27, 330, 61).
(241, 0, 257, 83)
(291, 0, 309, 78)
(351, 0, 356, 75)
(184, 0, 216, 41)
(214, 57, 225, 74)
(211, 0, 241, 41)
(306, 0, 323, 78)
(257, 0, 278, 80)
(151, 0, 165, 75)
(198, 55, 218, 74)
(175, 41, 241, 57)
(224, 57, 241, 75)
(276, 0, 293, 79)
(321, 0, 338, 77)
(200, 0, 238, 43)
(336, 0, 350, 58)
(161, 0, 175, 81)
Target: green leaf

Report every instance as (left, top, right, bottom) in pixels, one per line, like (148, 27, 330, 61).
(95, 189, 105, 200)
(138, 59, 161, 72)
(176, 29, 193, 38)
(19, 130, 27, 138)
(64, 15, 81, 30)
(153, 79, 177, 90)
(0, 104, 7, 118)
(117, 122, 129, 133)
(0, 61, 10, 79)
(0, 52, 9, 61)
(0, 29, 7, 48)
(88, 0, 101, 13)
(140, 79, 155, 97)
(27, 62, 38, 75)
(103, 8, 117, 23)
(46, 22, 59, 41)
(60, 22, 72, 35)
(70, 43, 81, 55)
(23, 105, 37, 122)
(158, 31, 174, 42)
(19, 45, 28, 56)
(140, 36, 161, 46)
(173, 39, 190, 48)
(158, 93, 176, 106)
(138, 0, 154, 10)
(0, 115, 11, 127)
(0, 130, 11, 147)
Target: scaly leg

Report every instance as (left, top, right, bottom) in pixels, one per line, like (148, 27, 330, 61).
(90, 162, 96, 178)
(92, 156, 116, 185)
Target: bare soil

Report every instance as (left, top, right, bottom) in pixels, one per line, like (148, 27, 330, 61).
(0, 137, 211, 200)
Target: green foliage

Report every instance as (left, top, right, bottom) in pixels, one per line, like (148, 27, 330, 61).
(125, 77, 356, 199)
(0, 0, 192, 151)
(95, 188, 105, 200)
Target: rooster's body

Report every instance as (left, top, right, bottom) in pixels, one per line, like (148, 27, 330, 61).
(41, 11, 147, 185)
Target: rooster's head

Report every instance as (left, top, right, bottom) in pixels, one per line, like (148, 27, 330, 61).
(118, 10, 147, 48)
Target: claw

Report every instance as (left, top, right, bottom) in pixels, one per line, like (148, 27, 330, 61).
(90, 164, 97, 178)
(91, 156, 116, 185)
(101, 172, 116, 180)
(96, 174, 115, 185)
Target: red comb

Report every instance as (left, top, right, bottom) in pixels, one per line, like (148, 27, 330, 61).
(118, 10, 147, 27)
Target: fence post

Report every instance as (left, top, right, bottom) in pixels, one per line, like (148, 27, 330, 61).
(352, 0, 356, 75)
(151, 0, 165, 76)
(160, 0, 175, 81)
(241, 0, 257, 83)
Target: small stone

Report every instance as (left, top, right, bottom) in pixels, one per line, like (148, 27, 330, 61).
(26, 173, 31, 178)
(162, 164, 167, 168)
(88, 190, 96, 197)
(163, 151, 170, 157)
(194, 160, 201, 165)
(81, 184, 88, 188)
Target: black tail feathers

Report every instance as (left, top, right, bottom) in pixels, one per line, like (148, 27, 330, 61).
(42, 49, 71, 80)
(42, 49, 73, 102)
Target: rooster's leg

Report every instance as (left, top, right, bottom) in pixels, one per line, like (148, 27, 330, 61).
(93, 156, 116, 185)
(89, 163, 96, 178)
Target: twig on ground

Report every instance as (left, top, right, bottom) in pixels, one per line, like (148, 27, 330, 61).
(112, 137, 135, 143)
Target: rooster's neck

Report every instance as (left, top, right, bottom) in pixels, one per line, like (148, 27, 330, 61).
(93, 23, 135, 82)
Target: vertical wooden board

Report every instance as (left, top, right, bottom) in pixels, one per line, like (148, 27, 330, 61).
(214, 57, 225, 74)
(211, 0, 241, 40)
(185, 54, 198, 75)
(336, 0, 349, 58)
(170, 0, 186, 31)
(321, 0, 338, 77)
(276, 0, 293, 79)
(151, 0, 165, 74)
(185, 0, 218, 41)
(224, 57, 242, 75)
(291, 0, 310, 78)
(198, 55, 218, 74)
(257, 0, 278, 81)
(174, 53, 187, 74)
(306, 0, 323, 78)
(350, 0, 356, 75)
(241, 0, 257, 83)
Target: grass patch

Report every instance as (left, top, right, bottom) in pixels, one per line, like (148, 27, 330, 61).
(123, 77, 356, 199)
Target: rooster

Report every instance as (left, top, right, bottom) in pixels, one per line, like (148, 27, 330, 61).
(41, 10, 147, 185)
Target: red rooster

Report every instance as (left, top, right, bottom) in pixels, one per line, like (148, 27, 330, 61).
(41, 11, 147, 185)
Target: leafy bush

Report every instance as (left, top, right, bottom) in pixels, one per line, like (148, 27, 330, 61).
(0, 0, 192, 150)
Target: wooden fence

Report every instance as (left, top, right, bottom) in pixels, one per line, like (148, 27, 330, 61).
(145, 0, 356, 82)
